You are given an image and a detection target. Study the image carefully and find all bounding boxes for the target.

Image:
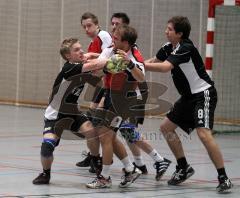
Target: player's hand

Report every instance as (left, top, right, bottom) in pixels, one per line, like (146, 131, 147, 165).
(105, 54, 127, 74)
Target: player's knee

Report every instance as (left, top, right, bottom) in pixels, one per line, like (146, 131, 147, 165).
(197, 128, 213, 143)
(41, 139, 57, 158)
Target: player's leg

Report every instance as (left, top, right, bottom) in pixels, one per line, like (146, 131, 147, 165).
(119, 122, 148, 174)
(134, 137, 171, 181)
(120, 123, 171, 180)
(197, 127, 233, 192)
(195, 87, 232, 192)
(86, 126, 113, 189)
(76, 87, 104, 168)
(76, 116, 102, 174)
(161, 97, 195, 185)
(111, 134, 142, 188)
(33, 121, 60, 185)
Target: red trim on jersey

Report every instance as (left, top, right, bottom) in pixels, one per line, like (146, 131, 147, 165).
(104, 46, 144, 90)
(104, 73, 112, 89)
(88, 36, 102, 53)
(110, 73, 127, 91)
(131, 47, 144, 63)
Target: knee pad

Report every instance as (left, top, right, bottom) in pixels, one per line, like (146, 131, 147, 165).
(41, 139, 57, 157)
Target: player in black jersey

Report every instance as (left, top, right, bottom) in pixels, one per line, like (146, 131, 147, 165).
(32, 38, 107, 185)
(145, 16, 232, 193)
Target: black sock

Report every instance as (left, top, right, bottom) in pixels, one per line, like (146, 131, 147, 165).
(177, 157, 188, 169)
(217, 168, 227, 177)
(43, 169, 51, 175)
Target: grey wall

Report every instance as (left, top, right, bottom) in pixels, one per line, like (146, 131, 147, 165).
(0, 0, 209, 106)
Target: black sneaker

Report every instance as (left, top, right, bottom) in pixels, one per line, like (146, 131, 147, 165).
(168, 164, 195, 185)
(119, 167, 142, 188)
(154, 158, 171, 181)
(217, 175, 233, 193)
(89, 155, 102, 175)
(133, 162, 148, 175)
(76, 151, 92, 167)
(32, 173, 50, 185)
(122, 162, 148, 175)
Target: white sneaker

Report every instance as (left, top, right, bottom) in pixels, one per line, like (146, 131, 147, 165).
(86, 175, 112, 189)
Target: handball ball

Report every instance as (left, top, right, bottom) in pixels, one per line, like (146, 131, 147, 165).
(106, 54, 127, 74)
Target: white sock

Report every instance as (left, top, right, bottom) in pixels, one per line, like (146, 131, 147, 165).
(121, 156, 133, 172)
(149, 149, 164, 162)
(133, 155, 145, 166)
(101, 165, 111, 178)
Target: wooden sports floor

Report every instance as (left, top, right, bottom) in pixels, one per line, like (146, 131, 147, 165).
(0, 105, 239, 197)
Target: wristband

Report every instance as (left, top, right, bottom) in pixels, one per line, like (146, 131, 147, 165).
(127, 61, 135, 70)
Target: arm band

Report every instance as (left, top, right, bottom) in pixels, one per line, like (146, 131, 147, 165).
(127, 61, 135, 70)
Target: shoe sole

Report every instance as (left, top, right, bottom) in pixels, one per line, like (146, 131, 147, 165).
(76, 164, 90, 167)
(86, 184, 112, 189)
(32, 181, 50, 185)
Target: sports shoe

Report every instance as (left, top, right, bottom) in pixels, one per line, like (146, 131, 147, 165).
(216, 175, 233, 193)
(89, 155, 102, 175)
(122, 162, 148, 175)
(168, 164, 195, 185)
(154, 158, 171, 181)
(86, 175, 112, 189)
(76, 151, 92, 167)
(119, 167, 142, 188)
(32, 172, 50, 185)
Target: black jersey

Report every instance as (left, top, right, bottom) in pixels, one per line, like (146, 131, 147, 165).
(156, 39, 214, 97)
(44, 62, 85, 120)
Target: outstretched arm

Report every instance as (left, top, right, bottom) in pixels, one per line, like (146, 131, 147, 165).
(144, 58, 173, 73)
(82, 58, 108, 73)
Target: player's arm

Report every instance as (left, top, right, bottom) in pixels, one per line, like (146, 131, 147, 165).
(83, 52, 100, 60)
(127, 61, 145, 82)
(117, 49, 145, 82)
(144, 60, 173, 73)
(144, 56, 161, 63)
(82, 58, 108, 73)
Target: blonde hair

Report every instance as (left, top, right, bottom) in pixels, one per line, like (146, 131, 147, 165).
(60, 38, 79, 61)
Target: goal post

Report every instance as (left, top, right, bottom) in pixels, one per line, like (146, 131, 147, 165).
(205, 0, 240, 77)
(205, 0, 240, 132)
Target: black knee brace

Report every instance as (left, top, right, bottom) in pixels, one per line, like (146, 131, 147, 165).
(41, 142, 55, 158)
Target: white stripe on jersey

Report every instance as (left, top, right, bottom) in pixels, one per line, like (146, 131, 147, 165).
(44, 79, 71, 120)
(179, 60, 211, 94)
(127, 51, 145, 75)
(204, 89, 210, 128)
(98, 30, 112, 50)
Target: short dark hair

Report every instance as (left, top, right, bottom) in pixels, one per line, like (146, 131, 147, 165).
(111, 12, 130, 25)
(168, 16, 191, 39)
(115, 24, 137, 46)
(81, 12, 98, 25)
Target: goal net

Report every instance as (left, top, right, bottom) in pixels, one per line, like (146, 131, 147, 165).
(207, 0, 240, 133)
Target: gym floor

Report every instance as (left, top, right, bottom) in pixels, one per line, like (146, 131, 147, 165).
(0, 105, 239, 197)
